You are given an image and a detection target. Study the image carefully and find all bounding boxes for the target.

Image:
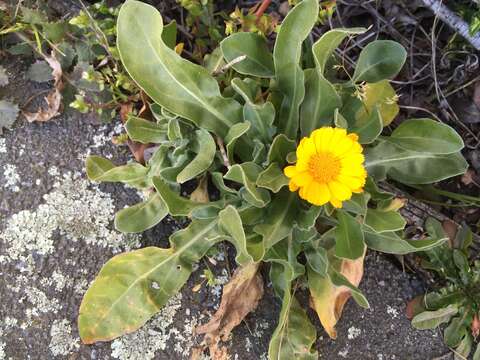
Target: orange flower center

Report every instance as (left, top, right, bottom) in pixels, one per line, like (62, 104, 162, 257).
(308, 152, 341, 183)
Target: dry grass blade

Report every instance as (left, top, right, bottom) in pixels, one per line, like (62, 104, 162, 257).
(23, 52, 64, 122)
(194, 262, 264, 359)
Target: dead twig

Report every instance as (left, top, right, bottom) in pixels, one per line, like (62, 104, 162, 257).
(421, 0, 480, 50)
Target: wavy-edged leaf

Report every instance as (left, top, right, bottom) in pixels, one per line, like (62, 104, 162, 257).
(125, 116, 167, 144)
(364, 229, 447, 254)
(78, 218, 221, 343)
(273, 0, 319, 138)
(386, 118, 464, 154)
(335, 210, 365, 260)
(254, 190, 299, 248)
(411, 305, 458, 330)
(256, 163, 289, 193)
(152, 176, 208, 216)
(225, 163, 271, 208)
(305, 246, 328, 276)
(352, 40, 407, 83)
(268, 134, 296, 165)
(86, 155, 149, 187)
(225, 122, 251, 164)
(267, 238, 317, 360)
(218, 205, 255, 265)
(114, 193, 167, 233)
(176, 129, 216, 183)
(221, 32, 274, 77)
(117, 0, 242, 138)
(342, 192, 370, 216)
(364, 208, 406, 233)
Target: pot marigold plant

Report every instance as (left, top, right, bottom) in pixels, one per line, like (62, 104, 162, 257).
(78, 0, 469, 358)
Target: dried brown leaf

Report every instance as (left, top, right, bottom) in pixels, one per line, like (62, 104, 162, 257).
(195, 262, 264, 359)
(461, 169, 475, 185)
(24, 53, 64, 122)
(442, 219, 458, 247)
(190, 176, 209, 203)
(309, 250, 365, 339)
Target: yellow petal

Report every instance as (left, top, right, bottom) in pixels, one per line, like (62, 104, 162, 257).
(306, 182, 330, 206)
(330, 196, 343, 208)
(284, 165, 297, 178)
(328, 180, 352, 201)
(337, 174, 366, 190)
(292, 172, 313, 187)
(341, 153, 365, 168)
(316, 127, 336, 152)
(289, 180, 299, 192)
(297, 137, 317, 159)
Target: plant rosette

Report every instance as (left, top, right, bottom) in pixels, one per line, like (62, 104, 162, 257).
(78, 1, 468, 358)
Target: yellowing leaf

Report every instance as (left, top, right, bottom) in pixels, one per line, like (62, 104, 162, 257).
(308, 251, 365, 339)
(357, 80, 399, 126)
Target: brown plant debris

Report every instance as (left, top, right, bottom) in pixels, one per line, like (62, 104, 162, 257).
(24, 53, 64, 122)
(194, 262, 264, 359)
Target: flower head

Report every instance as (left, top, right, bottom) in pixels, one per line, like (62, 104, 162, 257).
(284, 127, 367, 208)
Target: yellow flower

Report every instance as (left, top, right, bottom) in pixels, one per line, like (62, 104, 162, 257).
(284, 127, 367, 208)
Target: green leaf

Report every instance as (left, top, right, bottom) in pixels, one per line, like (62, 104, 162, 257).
(268, 134, 296, 165)
(268, 295, 317, 360)
(273, 0, 319, 138)
(162, 20, 177, 49)
(473, 342, 480, 360)
(225, 122, 251, 164)
(342, 192, 370, 216)
(257, 163, 289, 193)
(385, 118, 464, 154)
(117, 0, 242, 138)
(221, 32, 274, 78)
(225, 163, 271, 208)
(364, 208, 406, 233)
(254, 190, 299, 249)
(177, 129, 216, 183)
(351, 106, 383, 144)
(85, 156, 149, 186)
(353, 40, 407, 83)
(300, 68, 341, 136)
(305, 246, 329, 276)
(152, 176, 208, 216)
(211, 172, 237, 195)
(455, 333, 473, 360)
(114, 194, 168, 233)
(218, 206, 254, 265)
(125, 116, 167, 144)
(335, 210, 365, 260)
(296, 206, 322, 230)
(365, 140, 468, 184)
(78, 219, 221, 343)
(444, 315, 469, 347)
(411, 305, 458, 330)
(312, 28, 367, 74)
(364, 229, 447, 254)
(267, 241, 317, 360)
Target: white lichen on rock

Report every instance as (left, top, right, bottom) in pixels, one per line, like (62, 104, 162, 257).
(2, 164, 20, 192)
(1, 172, 140, 264)
(49, 319, 79, 357)
(0, 138, 6, 154)
(347, 326, 362, 340)
(110, 293, 183, 360)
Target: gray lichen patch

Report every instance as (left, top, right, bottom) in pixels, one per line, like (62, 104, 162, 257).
(0, 172, 140, 265)
(49, 319, 80, 357)
(2, 164, 20, 192)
